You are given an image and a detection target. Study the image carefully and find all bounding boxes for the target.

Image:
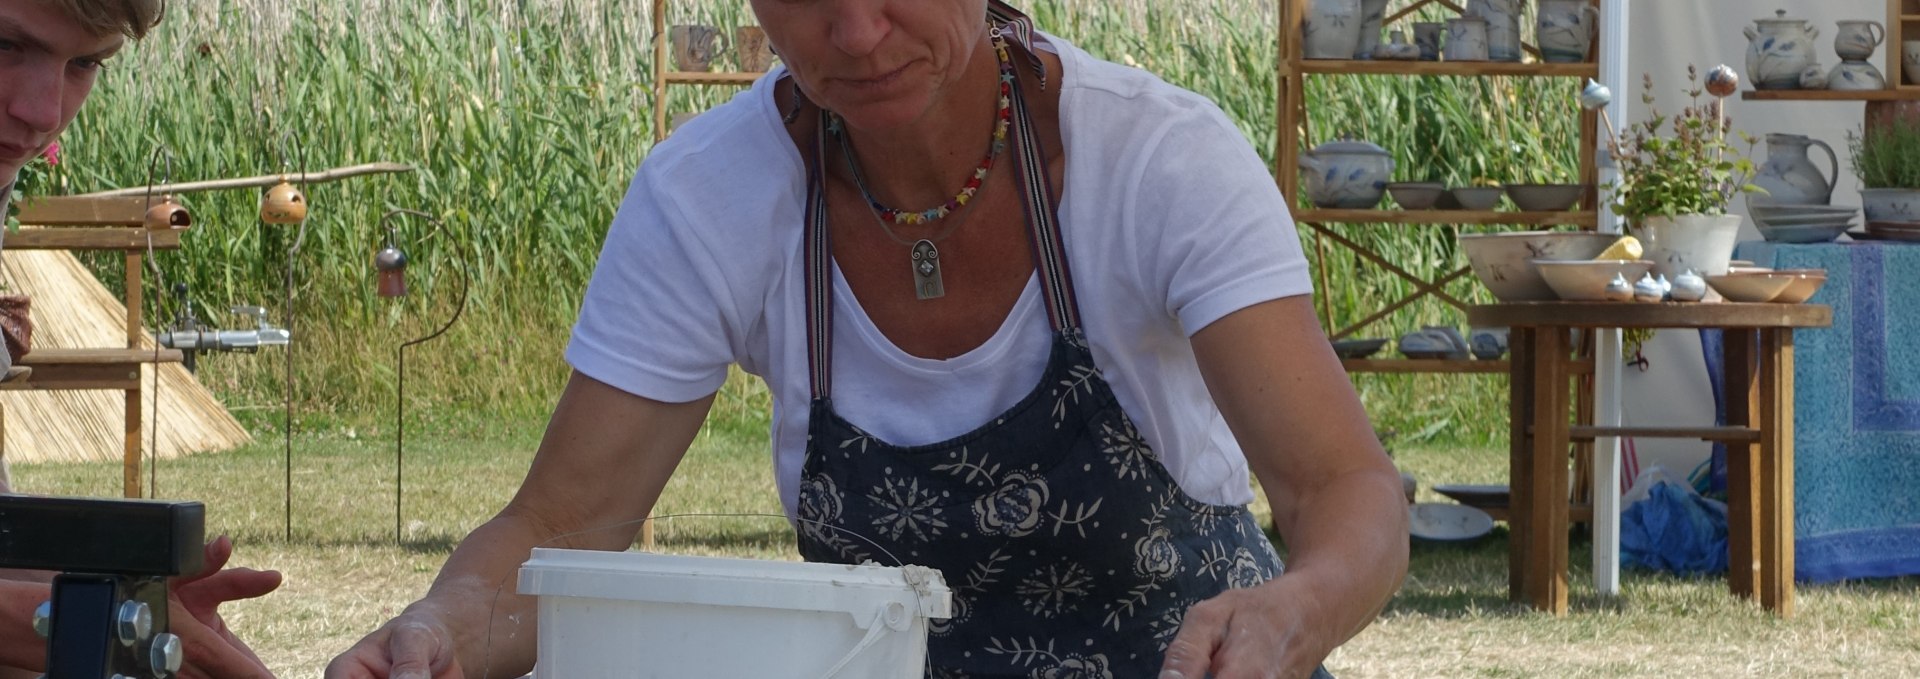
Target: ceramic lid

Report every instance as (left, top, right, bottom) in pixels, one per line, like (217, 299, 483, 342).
(1309, 137, 1391, 157)
(1755, 9, 1805, 24)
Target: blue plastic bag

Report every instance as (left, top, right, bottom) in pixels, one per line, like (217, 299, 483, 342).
(1620, 474, 1730, 576)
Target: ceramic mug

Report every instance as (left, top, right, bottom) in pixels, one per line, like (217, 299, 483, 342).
(1445, 17, 1490, 62)
(1834, 20, 1885, 62)
(670, 24, 728, 72)
(736, 26, 775, 73)
(1414, 22, 1444, 60)
(1906, 41, 1920, 85)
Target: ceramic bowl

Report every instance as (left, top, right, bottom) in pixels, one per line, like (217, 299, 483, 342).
(1331, 338, 1389, 359)
(1450, 186, 1505, 211)
(1533, 259, 1655, 301)
(1771, 270, 1828, 304)
(1706, 273, 1797, 303)
(1459, 231, 1621, 301)
(1749, 204, 1860, 219)
(1504, 184, 1587, 212)
(1409, 502, 1495, 544)
(1388, 182, 1446, 210)
(1753, 219, 1854, 243)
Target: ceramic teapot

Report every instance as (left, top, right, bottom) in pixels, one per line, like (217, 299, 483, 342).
(1752, 133, 1839, 206)
(1299, 137, 1394, 209)
(1746, 10, 1820, 90)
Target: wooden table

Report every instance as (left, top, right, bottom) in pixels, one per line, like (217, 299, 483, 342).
(1466, 302, 1832, 617)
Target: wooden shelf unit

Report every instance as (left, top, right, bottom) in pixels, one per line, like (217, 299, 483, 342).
(1895, 0, 1919, 90)
(649, 2, 770, 142)
(1740, 89, 1920, 102)
(1276, 0, 1607, 361)
(11, 197, 189, 498)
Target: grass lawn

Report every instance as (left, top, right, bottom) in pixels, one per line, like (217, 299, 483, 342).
(13, 412, 1920, 677)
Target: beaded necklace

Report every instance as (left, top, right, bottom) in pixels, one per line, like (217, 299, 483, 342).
(833, 30, 1015, 226)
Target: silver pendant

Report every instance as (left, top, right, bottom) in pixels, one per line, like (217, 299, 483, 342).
(911, 239, 945, 300)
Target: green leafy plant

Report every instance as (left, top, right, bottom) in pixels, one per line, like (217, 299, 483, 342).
(1605, 67, 1761, 225)
(1848, 124, 1920, 189)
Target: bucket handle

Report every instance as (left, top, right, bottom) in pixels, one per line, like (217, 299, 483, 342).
(817, 606, 896, 678)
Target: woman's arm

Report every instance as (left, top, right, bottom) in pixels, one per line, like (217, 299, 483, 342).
(327, 370, 715, 679)
(1162, 296, 1409, 679)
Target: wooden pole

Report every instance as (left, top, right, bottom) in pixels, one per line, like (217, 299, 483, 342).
(75, 163, 415, 198)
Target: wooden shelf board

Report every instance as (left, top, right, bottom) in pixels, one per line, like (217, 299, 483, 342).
(663, 71, 764, 85)
(1741, 89, 1920, 101)
(20, 348, 184, 365)
(6, 228, 182, 251)
(1467, 301, 1833, 329)
(1565, 426, 1761, 443)
(1288, 59, 1597, 78)
(1297, 209, 1597, 226)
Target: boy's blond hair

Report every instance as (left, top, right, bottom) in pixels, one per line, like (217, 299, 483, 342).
(45, 0, 166, 40)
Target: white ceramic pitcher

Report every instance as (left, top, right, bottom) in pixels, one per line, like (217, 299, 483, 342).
(1751, 133, 1839, 206)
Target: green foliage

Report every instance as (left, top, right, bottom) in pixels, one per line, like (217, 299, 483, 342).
(1606, 68, 1760, 225)
(1848, 123, 1920, 189)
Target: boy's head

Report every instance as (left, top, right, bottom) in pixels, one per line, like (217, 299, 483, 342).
(1, 0, 165, 180)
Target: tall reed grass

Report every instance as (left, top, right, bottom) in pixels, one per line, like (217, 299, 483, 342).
(49, 0, 1581, 446)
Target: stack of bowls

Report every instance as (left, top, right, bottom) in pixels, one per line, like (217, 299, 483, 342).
(1748, 204, 1858, 243)
(1460, 231, 1620, 301)
(1705, 268, 1827, 303)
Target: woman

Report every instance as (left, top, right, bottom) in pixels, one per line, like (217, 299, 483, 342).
(328, 2, 1406, 677)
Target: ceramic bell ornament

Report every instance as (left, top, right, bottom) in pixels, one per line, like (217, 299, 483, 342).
(375, 236, 409, 298)
(1633, 274, 1665, 303)
(1603, 273, 1634, 301)
(260, 180, 308, 224)
(144, 196, 192, 230)
(1670, 270, 1708, 302)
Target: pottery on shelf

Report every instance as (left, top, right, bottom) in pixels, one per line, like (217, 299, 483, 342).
(1303, 0, 1364, 59)
(1355, 0, 1391, 59)
(1906, 41, 1920, 86)
(1470, 328, 1509, 360)
(1828, 60, 1887, 91)
(1399, 326, 1471, 360)
(1373, 29, 1421, 60)
(1535, 0, 1600, 63)
(1751, 133, 1839, 206)
(1603, 273, 1634, 301)
(1633, 274, 1665, 303)
(1671, 270, 1709, 303)
(1799, 64, 1830, 90)
(1299, 137, 1395, 209)
(1834, 20, 1886, 62)
(1745, 10, 1820, 90)
(1445, 16, 1491, 62)
(1414, 22, 1444, 61)
(1466, 0, 1524, 62)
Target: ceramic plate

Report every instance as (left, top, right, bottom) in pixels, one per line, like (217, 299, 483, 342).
(1431, 483, 1510, 510)
(1748, 204, 1860, 217)
(1752, 214, 1859, 228)
(1409, 503, 1496, 543)
(1331, 338, 1389, 359)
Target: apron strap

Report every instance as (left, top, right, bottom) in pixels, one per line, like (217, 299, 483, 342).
(988, 1, 1048, 90)
(1002, 28, 1081, 334)
(805, 115, 835, 401)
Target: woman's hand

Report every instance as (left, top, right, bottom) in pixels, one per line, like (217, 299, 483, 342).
(324, 613, 464, 679)
(1159, 577, 1329, 679)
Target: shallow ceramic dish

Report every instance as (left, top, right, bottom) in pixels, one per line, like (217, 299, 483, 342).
(1534, 259, 1655, 301)
(1753, 220, 1854, 243)
(1431, 483, 1510, 511)
(1752, 213, 1860, 228)
(1450, 186, 1505, 211)
(1459, 231, 1621, 301)
(1331, 338, 1389, 359)
(1706, 273, 1797, 303)
(1748, 204, 1861, 219)
(1772, 270, 1828, 303)
(1388, 182, 1446, 210)
(1504, 184, 1586, 212)
(1409, 502, 1495, 544)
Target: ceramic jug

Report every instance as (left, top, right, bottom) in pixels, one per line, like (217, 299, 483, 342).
(1745, 10, 1820, 90)
(670, 24, 729, 72)
(1829, 60, 1887, 90)
(1536, 0, 1600, 63)
(1355, 0, 1390, 59)
(1752, 134, 1839, 206)
(1835, 20, 1886, 62)
(1467, 0, 1524, 62)
(1298, 137, 1395, 209)
(1303, 0, 1363, 59)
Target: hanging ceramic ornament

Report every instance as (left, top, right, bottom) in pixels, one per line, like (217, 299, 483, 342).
(144, 196, 192, 230)
(261, 180, 308, 224)
(375, 243, 409, 298)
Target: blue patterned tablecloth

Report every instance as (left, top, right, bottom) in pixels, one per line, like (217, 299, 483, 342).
(1730, 240, 1920, 583)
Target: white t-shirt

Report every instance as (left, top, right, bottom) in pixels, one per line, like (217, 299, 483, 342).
(567, 34, 1313, 517)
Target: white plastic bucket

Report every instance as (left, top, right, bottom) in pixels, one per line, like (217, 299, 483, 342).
(517, 548, 951, 678)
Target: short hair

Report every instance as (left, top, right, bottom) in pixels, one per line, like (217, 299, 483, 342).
(43, 0, 166, 40)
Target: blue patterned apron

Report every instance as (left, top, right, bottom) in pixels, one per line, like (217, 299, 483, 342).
(790, 10, 1307, 677)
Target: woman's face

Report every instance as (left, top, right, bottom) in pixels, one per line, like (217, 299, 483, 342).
(751, 0, 990, 131)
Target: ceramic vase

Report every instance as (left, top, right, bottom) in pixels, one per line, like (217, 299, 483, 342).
(1303, 0, 1364, 60)
(1355, 0, 1390, 59)
(1751, 133, 1839, 206)
(1467, 0, 1524, 62)
(1906, 41, 1920, 85)
(1536, 0, 1600, 63)
(1745, 10, 1819, 90)
(1635, 214, 1743, 279)
(1445, 16, 1490, 62)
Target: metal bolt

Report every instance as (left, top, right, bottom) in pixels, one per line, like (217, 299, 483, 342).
(30, 600, 50, 638)
(150, 632, 183, 676)
(116, 601, 152, 646)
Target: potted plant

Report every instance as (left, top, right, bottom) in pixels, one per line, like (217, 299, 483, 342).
(1850, 123, 1920, 226)
(1594, 67, 1761, 279)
